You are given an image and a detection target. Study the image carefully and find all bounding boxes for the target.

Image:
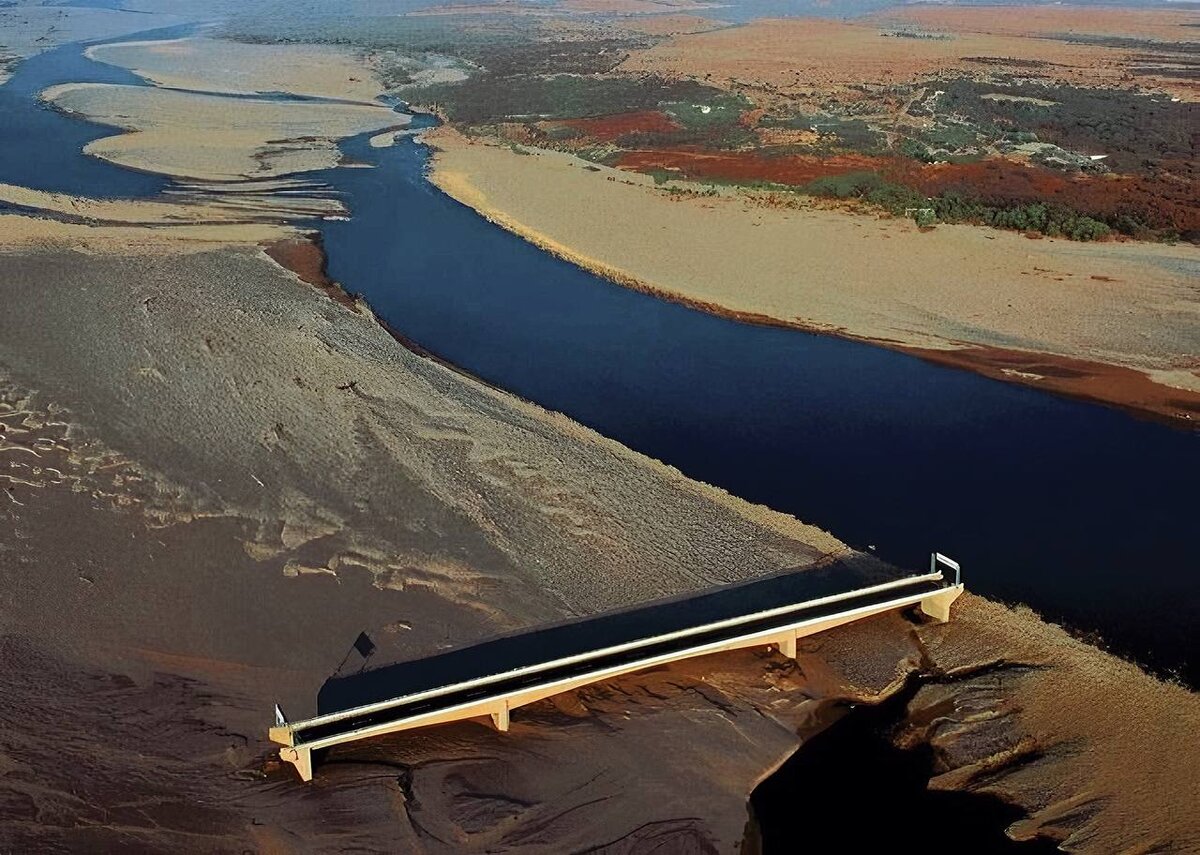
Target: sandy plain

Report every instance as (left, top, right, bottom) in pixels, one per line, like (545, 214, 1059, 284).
(619, 9, 1200, 102)
(873, 5, 1200, 42)
(427, 131, 1200, 422)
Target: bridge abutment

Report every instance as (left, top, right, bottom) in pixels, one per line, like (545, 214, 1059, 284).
(777, 634, 798, 659)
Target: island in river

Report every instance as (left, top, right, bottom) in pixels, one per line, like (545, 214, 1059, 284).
(1, 3, 1198, 853)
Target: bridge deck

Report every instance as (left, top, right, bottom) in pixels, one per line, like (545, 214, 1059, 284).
(271, 557, 963, 781)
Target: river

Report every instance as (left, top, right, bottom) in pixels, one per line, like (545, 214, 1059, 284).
(0, 25, 192, 197)
(316, 128, 1199, 686)
(2, 31, 1197, 688)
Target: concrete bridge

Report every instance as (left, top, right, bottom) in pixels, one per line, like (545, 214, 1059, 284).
(270, 554, 964, 781)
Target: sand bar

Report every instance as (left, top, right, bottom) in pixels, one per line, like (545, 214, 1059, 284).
(44, 82, 403, 182)
(86, 37, 388, 103)
(427, 129, 1200, 422)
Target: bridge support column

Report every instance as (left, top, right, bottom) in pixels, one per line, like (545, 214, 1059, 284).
(491, 702, 510, 732)
(920, 585, 964, 623)
(777, 634, 798, 660)
(280, 746, 313, 783)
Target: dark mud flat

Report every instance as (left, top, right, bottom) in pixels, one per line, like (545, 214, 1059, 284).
(750, 679, 1063, 854)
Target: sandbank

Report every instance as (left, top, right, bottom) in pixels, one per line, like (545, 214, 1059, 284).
(0, 211, 292, 250)
(86, 36, 388, 103)
(426, 129, 1200, 423)
(43, 81, 402, 182)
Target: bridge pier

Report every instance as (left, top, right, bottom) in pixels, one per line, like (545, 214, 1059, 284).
(919, 584, 963, 623)
(280, 745, 314, 783)
(491, 701, 510, 732)
(777, 634, 798, 659)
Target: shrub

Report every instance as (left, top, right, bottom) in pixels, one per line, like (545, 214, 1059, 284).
(897, 137, 935, 162)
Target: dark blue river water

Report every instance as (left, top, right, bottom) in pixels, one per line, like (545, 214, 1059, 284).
(316, 129, 1199, 684)
(2, 35, 1197, 684)
(0, 24, 201, 197)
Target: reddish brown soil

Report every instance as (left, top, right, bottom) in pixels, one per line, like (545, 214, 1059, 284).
(897, 160, 1200, 235)
(902, 344, 1200, 427)
(615, 148, 882, 185)
(907, 343, 1200, 427)
(262, 234, 360, 311)
(559, 110, 681, 141)
(614, 148, 1199, 235)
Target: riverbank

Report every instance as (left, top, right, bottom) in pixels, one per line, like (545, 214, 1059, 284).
(425, 128, 1200, 426)
(0, 227, 844, 851)
(755, 591, 1200, 852)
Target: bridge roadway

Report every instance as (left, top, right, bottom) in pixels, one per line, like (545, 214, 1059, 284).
(271, 555, 963, 781)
